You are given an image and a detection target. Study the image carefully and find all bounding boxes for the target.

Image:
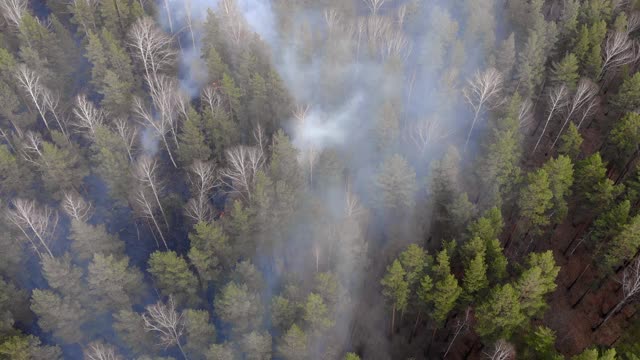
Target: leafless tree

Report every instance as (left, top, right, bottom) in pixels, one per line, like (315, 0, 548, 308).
(143, 296, 188, 360)
(84, 342, 123, 360)
(73, 94, 104, 138)
(463, 67, 504, 151)
(218, 0, 249, 47)
(183, 0, 196, 48)
(576, 97, 600, 129)
(379, 30, 411, 61)
(408, 118, 444, 156)
(6, 198, 58, 258)
(534, 85, 569, 152)
(128, 17, 176, 92)
(443, 307, 471, 358)
(202, 86, 223, 112)
(133, 97, 178, 167)
(19, 131, 46, 167)
(114, 118, 138, 162)
(594, 256, 640, 330)
(15, 65, 50, 130)
(0, 0, 27, 29)
(345, 186, 364, 219)
(600, 31, 637, 79)
(324, 8, 341, 33)
(148, 75, 181, 152)
(134, 186, 168, 250)
(219, 146, 264, 202)
(134, 156, 169, 229)
(483, 340, 515, 360)
(628, 12, 640, 34)
(185, 160, 217, 223)
(361, 0, 390, 15)
(397, 4, 407, 27)
(41, 87, 69, 139)
(62, 192, 92, 222)
(518, 98, 534, 128)
(550, 79, 599, 149)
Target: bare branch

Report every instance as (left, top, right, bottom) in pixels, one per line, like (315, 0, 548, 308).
(6, 198, 57, 258)
(484, 340, 515, 360)
(218, 0, 249, 46)
(133, 186, 168, 250)
(73, 94, 104, 138)
(600, 31, 637, 78)
(361, 0, 390, 15)
(134, 156, 169, 230)
(114, 118, 138, 162)
(534, 84, 569, 152)
(550, 78, 599, 149)
(629, 12, 640, 34)
(0, 0, 26, 29)
(219, 146, 264, 201)
(15, 65, 49, 130)
(143, 296, 188, 359)
(185, 160, 217, 223)
(84, 342, 123, 360)
(128, 17, 176, 92)
(463, 67, 504, 151)
(62, 192, 92, 222)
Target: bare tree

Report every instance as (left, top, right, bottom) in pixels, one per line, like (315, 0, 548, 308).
(41, 87, 69, 139)
(62, 192, 92, 222)
(550, 79, 599, 150)
(15, 65, 50, 130)
(484, 340, 515, 360)
(594, 256, 640, 330)
(134, 186, 168, 250)
(128, 17, 176, 92)
(463, 68, 504, 151)
(361, 0, 390, 15)
(19, 131, 46, 167)
(379, 29, 411, 61)
(148, 75, 181, 152)
(218, 0, 249, 46)
(134, 156, 169, 229)
(73, 94, 104, 138)
(443, 308, 471, 358)
(628, 12, 640, 34)
(518, 98, 534, 128)
(576, 97, 600, 129)
(219, 146, 264, 201)
(84, 342, 123, 360)
(185, 160, 217, 223)
(114, 118, 138, 162)
(534, 85, 568, 152)
(397, 4, 407, 27)
(133, 96, 178, 167)
(183, 0, 196, 48)
(6, 198, 58, 258)
(345, 186, 364, 219)
(408, 118, 445, 156)
(600, 31, 637, 79)
(143, 296, 188, 360)
(0, 0, 26, 29)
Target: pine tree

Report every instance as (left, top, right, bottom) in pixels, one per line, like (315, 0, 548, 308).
(178, 107, 211, 165)
(495, 33, 516, 78)
(30, 289, 88, 344)
(113, 309, 155, 355)
(518, 168, 554, 235)
(374, 154, 418, 212)
(87, 254, 144, 312)
(0, 334, 62, 359)
(574, 153, 620, 213)
(603, 215, 640, 270)
(609, 112, 640, 169)
(516, 251, 560, 317)
(558, 122, 583, 160)
(462, 251, 489, 300)
(431, 250, 461, 326)
(278, 324, 307, 360)
(612, 72, 640, 111)
(551, 53, 580, 90)
(474, 284, 525, 340)
(91, 126, 132, 205)
(380, 259, 408, 332)
(239, 331, 271, 360)
(591, 200, 630, 244)
(303, 293, 334, 334)
(522, 326, 562, 359)
(542, 155, 574, 223)
(214, 282, 261, 335)
(182, 309, 216, 360)
(68, 219, 125, 262)
(148, 251, 200, 307)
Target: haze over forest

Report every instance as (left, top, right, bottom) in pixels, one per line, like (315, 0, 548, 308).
(3, 0, 640, 359)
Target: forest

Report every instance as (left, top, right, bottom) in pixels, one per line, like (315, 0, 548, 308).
(2, 0, 640, 358)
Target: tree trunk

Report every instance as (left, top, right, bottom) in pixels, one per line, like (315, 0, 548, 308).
(567, 264, 590, 292)
(593, 301, 625, 331)
(390, 304, 396, 336)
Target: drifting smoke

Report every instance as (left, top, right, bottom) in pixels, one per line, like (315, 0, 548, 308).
(155, 0, 495, 357)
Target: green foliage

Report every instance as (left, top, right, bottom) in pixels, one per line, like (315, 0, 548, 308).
(278, 324, 307, 360)
(551, 53, 580, 90)
(558, 123, 584, 160)
(518, 168, 554, 234)
(148, 251, 200, 307)
(68, 219, 125, 262)
(612, 72, 640, 112)
(522, 326, 562, 360)
(374, 154, 418, 211)
(609, 112, 640, 168)
(431, 250, 461, 325)
(303, 293, 334, 333)
(604, 215, 640, 270)
(542, 155, 574, 222)
(575, 153, 621, 212)
(516, 251, 560, 317)
(183, 309, 216, 360)
(0, 334, 62, 360)
(573, 348, 618, 360)
(113, 310, 155, 355)
(188, 221, 231, 284)
(87, 254, 144, 312)
(592, 200, 631, 245)
(30, 289, 87, 344)
(475, 284, 526, 340)
(178, 107, 211, 165)
(239, 331, 271, 360)
(215, 282, 261, 335)
(380, 260, 409, 314)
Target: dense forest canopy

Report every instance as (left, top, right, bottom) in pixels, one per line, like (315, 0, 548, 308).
(3, 0, 640, 358)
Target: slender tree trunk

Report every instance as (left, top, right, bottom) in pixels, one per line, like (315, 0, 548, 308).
(567, 264, 590, 292)
(390, 304, 396, 336)
(593, 301, 625, 331)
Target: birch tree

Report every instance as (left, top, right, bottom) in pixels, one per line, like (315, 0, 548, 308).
(219, 145, 264, 201)
(463, 68, 503, 151)
(185, 160, 217, 223)
(593, 256, 640, 330)
(0, 0, 27, 29)
(600, 31, 637, 79)
(128, 17, 176, 92)
(143, 296, 188, 360)
(550, 79, 598, 150)
(484, 340, 515, 360)
(84, 342, 123, 360)
(361, 0, 390, 15)
(72, 94, 104, 139)
(6, 198, 57, 258)
(534, 85, 568, 152)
